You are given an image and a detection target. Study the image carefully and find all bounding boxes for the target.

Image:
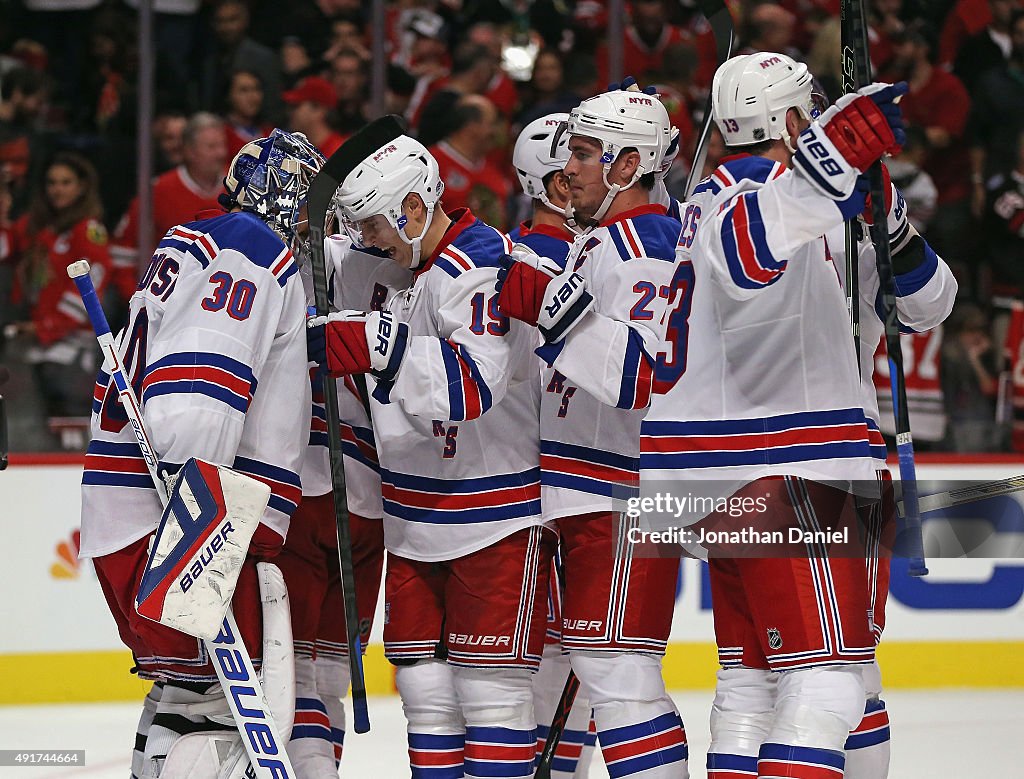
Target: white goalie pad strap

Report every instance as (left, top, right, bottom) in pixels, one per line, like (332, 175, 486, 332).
(136, 458, 271, 640)
(159, 732, 241, 779)
(257, 561, 296, 737)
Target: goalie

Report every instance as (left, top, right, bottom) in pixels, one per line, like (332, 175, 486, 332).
(79, 130, 322, 778)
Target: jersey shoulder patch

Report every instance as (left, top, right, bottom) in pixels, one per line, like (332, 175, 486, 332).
(606, 213, 679, 263)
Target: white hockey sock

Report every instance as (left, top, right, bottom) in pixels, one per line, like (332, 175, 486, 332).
(707, 667, 775, 779)
(453, 666, 536, 779)
(396, 660, 465, 778)
(572, 652, 688, 778)
(533, 646, 596, 778)
(844, 699, 890, 779)
(316, 653, 350, 767)
(132, 682, 163, 779)
(286, 656, 338, 779)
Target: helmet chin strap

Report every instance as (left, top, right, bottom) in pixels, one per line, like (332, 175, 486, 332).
(591, 162, 642, 224)
(397, 203, 436, 270)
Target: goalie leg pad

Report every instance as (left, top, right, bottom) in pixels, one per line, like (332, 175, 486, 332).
(133, 681, 164, 779)
(257, 562, 295, 736)
(142, 682, 236, 778)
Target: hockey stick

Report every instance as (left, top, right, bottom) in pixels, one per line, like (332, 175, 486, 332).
(534, 669, 581, 779)
(67, 260, 295, 779)
(841, 1, 927, 576)
(307, 147, 371, 734)
(898, 474, 1024, 516)
(840, 0, 863, 373)
(684, 0, 735, 197)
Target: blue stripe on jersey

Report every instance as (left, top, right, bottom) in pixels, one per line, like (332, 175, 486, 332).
(453, 343, 493, 414)
(231, 455, 301, 517)
(439, 340, 465, 421)
(641, 441, 874, 470)
(141, 352, 258, 414)
(628, 212, 683, 261)
(518, 233, 570, 268)
(384, 466, 540, 492)
(82, 440, 154, 489)
(433, 257, 463, 278)
(707, 753, 758, 772)
(873, 290, 917, 334)
(540, 440, 639, 470)
(408, 733, 466, 750)
(892, 239, 939, 297)
(646, 407, 867, 435)
(616, 328, 653, 409)
(142, 379, 248, 413)
(721, 155, 781, 184)
(866, 418, 888, 461)
(187, 212, 289, 271)
(450, 219, 508, 269)
(608, 224, 632, 261)
(691, 178, 721, 197)
(721, 193, 786, 290)
(157, 233, 209, 269)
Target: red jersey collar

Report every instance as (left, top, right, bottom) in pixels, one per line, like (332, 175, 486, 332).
(415, 208, 476, 277)
(517, 220, 575, 242)
(599, 202, 667, 228)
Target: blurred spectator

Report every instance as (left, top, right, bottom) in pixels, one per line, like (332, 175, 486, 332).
(393, 7, 450, 79)
(739, 1, 801, 59)
(465, 22, 520, 118)
(152, 110, 188, 173)
(983, 130, 1024, 302)
(514, 47, 580, 129)
(385, 63, 418, 117)
(280, 35, 315, 85)
(807, 15, 843, 101)
(323, 11, 370, 64)
(328, 48, 368, 134)
(939, 0, 993, 66)
(282, 76, 344, 156)
(430, 94, 512, 231)
(1001, 297, 1024, 450)
(596, 0, 688, 89)
(942, 303, 1002, 451)
(415, 42, 500, 146)
(888, 126, 938, 233)
(223, 69, 273, 160)
(884, 21, 972, 277)
(197, 0, 283, 124)
(953, 0, 1020, 92)
(650, 42, 698, 170)
(122, 0, 203, 100)
(110, 112, 227, 303)
(869, 0, 908, 75)
(0, 151, 110, 421)
(0, 66, 51, 218)
(967, 10, 1024, 216)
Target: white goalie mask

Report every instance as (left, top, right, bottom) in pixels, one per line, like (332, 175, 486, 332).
(334, 134, 444, 269)
(711, 53, 823, 150)
(554, 88, 671, 222)
(513, 113, 571, 215)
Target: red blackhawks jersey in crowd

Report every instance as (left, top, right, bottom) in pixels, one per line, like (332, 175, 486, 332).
(430, 141, 512, 232)
(871, 329, 947, 445)
(110, 166, 224, 302)
(1, 216, 112, 346)
(1003, 300, 1024, 452)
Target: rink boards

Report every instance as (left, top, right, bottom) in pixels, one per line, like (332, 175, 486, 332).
(1, 456, 1022, 704)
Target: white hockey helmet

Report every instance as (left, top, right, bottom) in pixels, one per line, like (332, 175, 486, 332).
(711, 53, 817, 148)
(513, 113, 571, 214)
(334, 132, 444, 269)
(561, 86, 672, 221)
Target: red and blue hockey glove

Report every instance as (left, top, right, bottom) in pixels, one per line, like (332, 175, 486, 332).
(793, 81, 908, 210)
(496, 243, 594, 343)
(307, 310, 408, 380)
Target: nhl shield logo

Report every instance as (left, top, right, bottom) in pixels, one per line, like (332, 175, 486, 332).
(767, 628, 783, 650)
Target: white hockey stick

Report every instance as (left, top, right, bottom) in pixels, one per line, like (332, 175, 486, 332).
(68, 260, 295, 779)
(898, 474, 1024, 516)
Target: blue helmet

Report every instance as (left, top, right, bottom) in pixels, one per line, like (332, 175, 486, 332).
(222, 129, 326, 240)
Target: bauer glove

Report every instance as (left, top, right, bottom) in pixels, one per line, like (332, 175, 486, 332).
(496, 242, 594, 343)
(307, 310, 408, 380)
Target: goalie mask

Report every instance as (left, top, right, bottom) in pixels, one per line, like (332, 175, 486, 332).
(711, 53, 825, 151)
(513, 113, 571, 215)
(332, 118, 444, 271)
(554, 88, 671, 223)
(222, 129, 325, 255)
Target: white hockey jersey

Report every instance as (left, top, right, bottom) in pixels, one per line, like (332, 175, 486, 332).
(641, 155, 880, 508)
(528, 206, 680, 519)
(298, 236, 412, 519)
(369, 209, 544, 561)
(824, 221, 957, 459)
(80, 212, 310, 559)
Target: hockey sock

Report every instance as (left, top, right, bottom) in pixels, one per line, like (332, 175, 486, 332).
(532, 646, 597, 778)
(131, 682, 163, 779)
(707, 667, 775, 779)
(843, 699, 890, 779)
(454, 666, 536, 779)
(287, 656, 338, 779)
(315, 653, 350, 767)
(572, 652, 688, 778)
(397, 660, 465, 778)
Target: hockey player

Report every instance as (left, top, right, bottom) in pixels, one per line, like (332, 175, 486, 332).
(279, 234, 410, 775)
(639, 53, 910, 778)
(80, 129, 321, 778)
(497, 87, 688, 777)
(509, 113, 597, 778)
(307, 117, 555, 779)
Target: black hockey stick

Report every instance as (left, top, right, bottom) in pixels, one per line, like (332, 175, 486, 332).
(534, 670, 581, 779)
(841, 0, 927, 576)
(307, 145, 372, 734)
(840, 0, 863, 372)
(684, 0, 735, 197)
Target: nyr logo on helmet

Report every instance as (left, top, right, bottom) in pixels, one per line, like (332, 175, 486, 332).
(760, 56, 784, 68)
(373, 144, 398, 163)
(628, 96, 654, 106)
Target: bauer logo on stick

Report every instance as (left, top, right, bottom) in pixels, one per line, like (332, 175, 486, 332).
(136, 458, 270, 640)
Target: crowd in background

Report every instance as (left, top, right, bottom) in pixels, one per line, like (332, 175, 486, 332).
(1, 0, 1023, 453)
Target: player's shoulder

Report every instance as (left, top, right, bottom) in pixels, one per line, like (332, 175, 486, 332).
(518, 230, 571, 267)
(432, 210, 511, 277)
(601, 205, 681, 263)
(167, 212, 297, 288)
